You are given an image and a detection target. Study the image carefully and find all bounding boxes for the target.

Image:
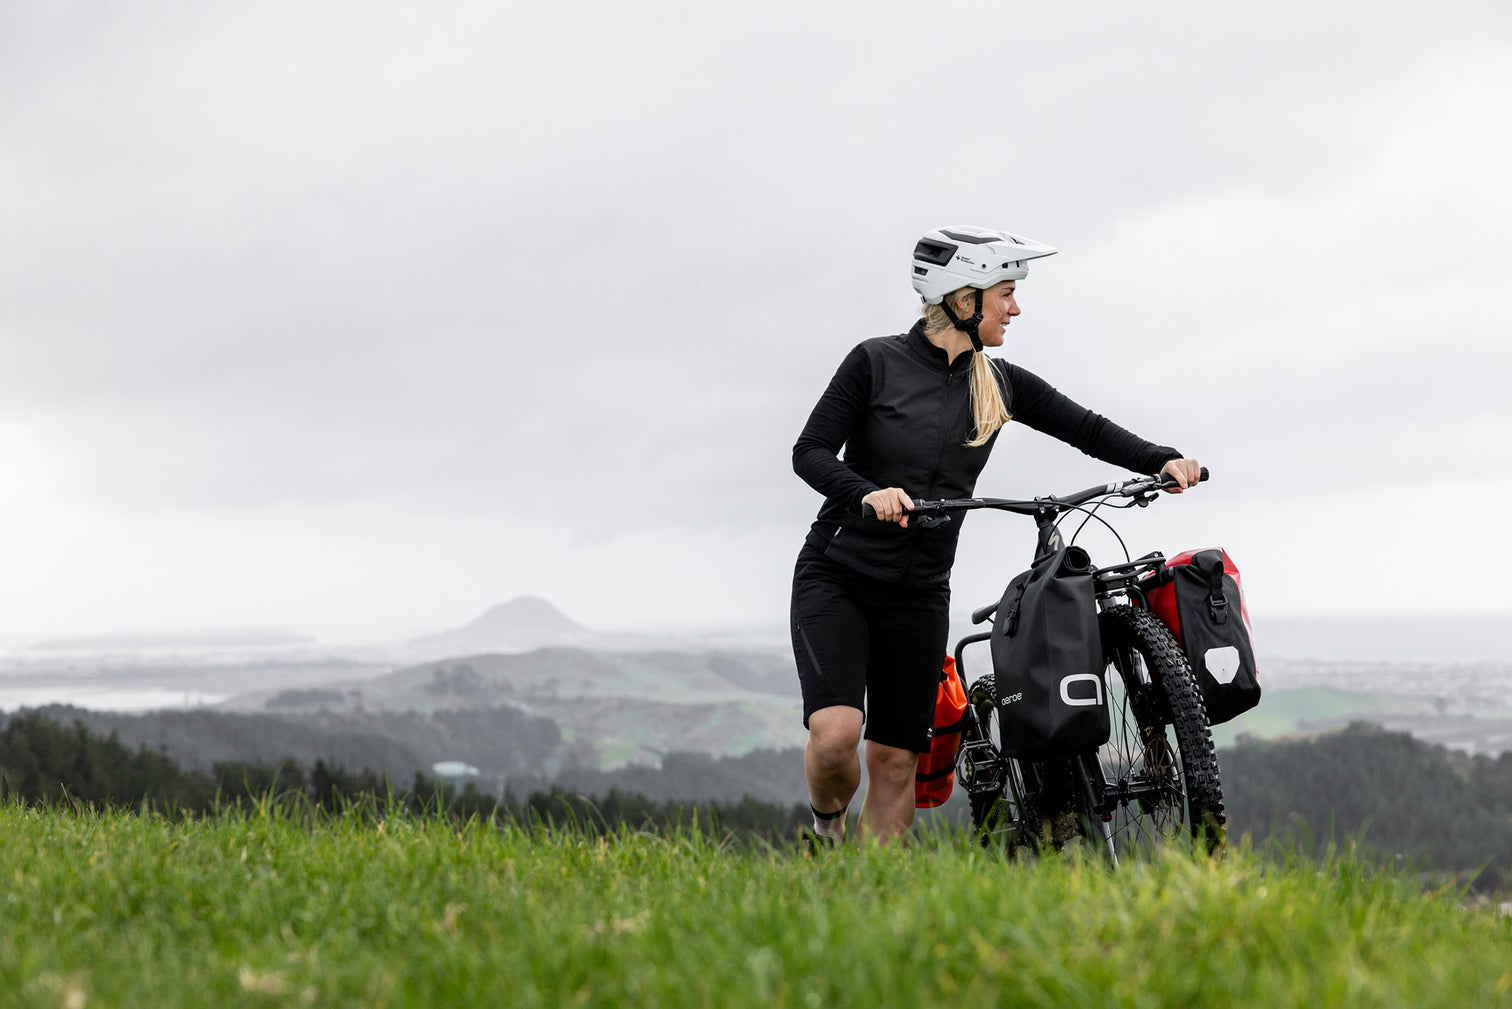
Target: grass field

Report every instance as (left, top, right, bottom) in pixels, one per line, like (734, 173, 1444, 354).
(2, 804, 1510, 1008)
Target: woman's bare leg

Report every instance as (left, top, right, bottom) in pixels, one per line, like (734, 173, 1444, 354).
(805, 705, 863, 816)
(859, 740, 918, 844)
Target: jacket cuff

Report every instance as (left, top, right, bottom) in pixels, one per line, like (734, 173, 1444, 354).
(854, 483, 881, 512)
(1150, 449, 1183, 473)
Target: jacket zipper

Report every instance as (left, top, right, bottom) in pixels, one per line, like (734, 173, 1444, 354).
(901, 366, 959, 581)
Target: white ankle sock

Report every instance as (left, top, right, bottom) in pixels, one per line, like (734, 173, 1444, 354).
(811, 804, 847, 840)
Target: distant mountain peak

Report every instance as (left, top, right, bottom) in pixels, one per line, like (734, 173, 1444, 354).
(462, 597, 585, 636)
(407, 596, 588, 655)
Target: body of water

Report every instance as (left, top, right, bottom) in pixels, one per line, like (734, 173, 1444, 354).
(0, 684, 230, 713)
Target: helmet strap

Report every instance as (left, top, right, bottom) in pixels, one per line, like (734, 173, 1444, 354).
(938, 288, 985, 353)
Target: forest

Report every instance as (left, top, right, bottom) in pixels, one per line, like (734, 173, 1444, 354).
(4, 711, 1512, 887)
(1222, 722, 1512, 887)
(0, 711, 809, 843)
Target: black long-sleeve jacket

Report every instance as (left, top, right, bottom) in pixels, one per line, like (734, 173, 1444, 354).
(793, 321, 1181, 586)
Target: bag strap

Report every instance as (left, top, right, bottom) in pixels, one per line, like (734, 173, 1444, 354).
(934, 714, 969, 737)
(1000, 542, 1069, 638)
(1195, 551, 1229, 625)
(1001, 577, 1031, 636)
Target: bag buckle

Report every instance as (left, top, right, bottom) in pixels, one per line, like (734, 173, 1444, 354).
(1203, 555, 1229, 625)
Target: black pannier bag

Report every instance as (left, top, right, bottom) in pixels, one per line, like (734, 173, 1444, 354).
(1141, 548, 1260, 724)
(991, 542, 1110, 760)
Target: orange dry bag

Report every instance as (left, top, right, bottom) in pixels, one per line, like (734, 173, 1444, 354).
(915, 656, 969, 808)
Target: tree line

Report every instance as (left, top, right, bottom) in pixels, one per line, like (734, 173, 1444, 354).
(1223, 722, 1512, 890)
(0, 712, 808, 843)
(7, 710, 1512, 885)
(22, 701, 565, 783)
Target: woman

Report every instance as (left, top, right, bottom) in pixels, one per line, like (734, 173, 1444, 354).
(791, 225, 1201, 845)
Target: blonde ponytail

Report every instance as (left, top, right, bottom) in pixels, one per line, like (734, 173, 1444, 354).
(921, 295, 1012, 447)
(965, 351, 1010, 447)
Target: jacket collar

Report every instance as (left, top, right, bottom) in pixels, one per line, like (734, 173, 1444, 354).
(905, 319, 976, 372)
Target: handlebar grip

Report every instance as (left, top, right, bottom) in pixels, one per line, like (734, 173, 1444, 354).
(861, 503, 876, 519)
(1155, 466, 1211, 489)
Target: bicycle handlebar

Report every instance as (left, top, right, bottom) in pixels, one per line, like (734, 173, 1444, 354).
(860, 467, 1209, 522)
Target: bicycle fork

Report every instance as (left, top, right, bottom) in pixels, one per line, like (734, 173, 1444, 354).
(1072, 752, 1119, 866)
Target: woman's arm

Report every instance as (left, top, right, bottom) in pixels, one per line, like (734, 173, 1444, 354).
(1002, 362, 1182, 475)
(792, 344, 881, 509)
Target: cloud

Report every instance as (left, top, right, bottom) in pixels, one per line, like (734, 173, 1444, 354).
(1, 1, 1508, 632)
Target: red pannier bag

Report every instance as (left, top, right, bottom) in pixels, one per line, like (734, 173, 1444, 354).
(1140, 548, 1261, 725)
(915, 655, 968, 808)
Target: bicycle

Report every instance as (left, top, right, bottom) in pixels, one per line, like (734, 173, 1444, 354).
(887, 469, 1226, 861)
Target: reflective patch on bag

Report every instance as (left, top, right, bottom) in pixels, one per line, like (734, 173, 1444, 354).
(1205, 646, 1241, 685)
(1059, 673, 1105, 708)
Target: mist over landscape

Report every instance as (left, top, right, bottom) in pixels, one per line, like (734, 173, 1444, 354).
(5, 598, 1510, 796)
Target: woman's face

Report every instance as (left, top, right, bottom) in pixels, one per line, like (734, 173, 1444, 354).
(973, 281, 1019, 347)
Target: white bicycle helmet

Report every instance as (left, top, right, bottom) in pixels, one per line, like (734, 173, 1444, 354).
(910, 225, 1058, 350)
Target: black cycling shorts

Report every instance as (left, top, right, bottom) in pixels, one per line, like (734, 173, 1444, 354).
(790, 542, 950, 754)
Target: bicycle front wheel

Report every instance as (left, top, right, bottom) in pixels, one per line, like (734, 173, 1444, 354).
(1096, 605, 1226, 855)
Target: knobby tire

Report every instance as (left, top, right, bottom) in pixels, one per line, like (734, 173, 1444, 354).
(1098, 605, 1227, 855)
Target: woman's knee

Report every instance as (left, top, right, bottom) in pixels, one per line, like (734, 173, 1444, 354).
(807, 706, 862, 764)
(864, 741, 919, 784)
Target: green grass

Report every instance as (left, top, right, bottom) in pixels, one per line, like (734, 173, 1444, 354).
(2, 804, 1509, 1008)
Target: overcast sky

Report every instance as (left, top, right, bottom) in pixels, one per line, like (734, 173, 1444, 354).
(2, 1, 1510, 642)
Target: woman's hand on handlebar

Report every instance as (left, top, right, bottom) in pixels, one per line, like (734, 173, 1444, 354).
(862, 487, 915, 528)
(1160, 458, 1203, 493)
